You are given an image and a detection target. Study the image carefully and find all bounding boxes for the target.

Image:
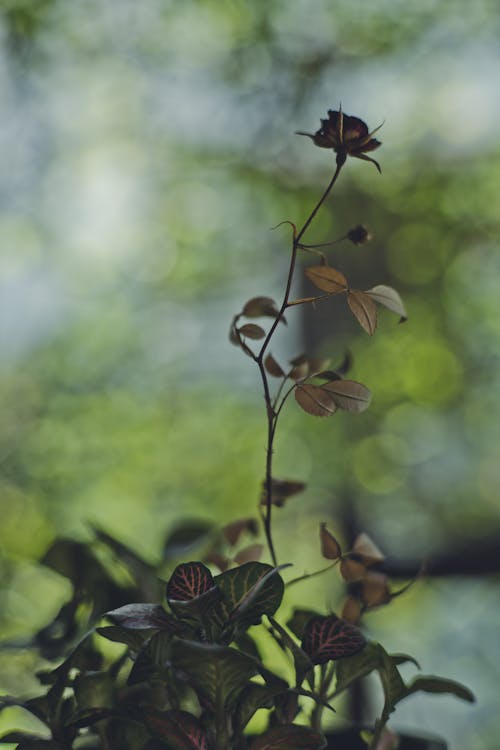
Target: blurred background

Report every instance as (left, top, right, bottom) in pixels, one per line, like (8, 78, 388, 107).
(1, 0, 499, 747)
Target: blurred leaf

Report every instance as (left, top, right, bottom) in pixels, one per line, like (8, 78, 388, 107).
(264, 354, 285, 378)
(222, 518, 259, 547)
(249, 724, 326, 750)
(105, 603, 179, 631)
(360, 572, 391, 608)
(238, 324, 266, 340)
(301, 614, 366, 663)
(289, 355, 310, 381)
(347, 290, 378, 335)
(260, 478, 306, 508)
(352, 533, 385, 565)
(339, 557, 366, 582)
(164, 522, 214, 560)
(365, 285, 407, 322)
(242, 296, 281, 321)
(321, 380, 372, 413)
(305, 266, 348, 294)
(319, 523, 342, 560)
(340, 597, 362, 624)
(294, 385, 337, 417)
(234, 544, 263, 564)
(74, 672, 113, 711)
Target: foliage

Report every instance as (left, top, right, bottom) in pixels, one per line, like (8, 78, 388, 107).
(0, 110, 474, 750)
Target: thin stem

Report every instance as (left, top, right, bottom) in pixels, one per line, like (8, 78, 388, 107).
(286, 561, 338, 588)
(256, 161, 344, 568)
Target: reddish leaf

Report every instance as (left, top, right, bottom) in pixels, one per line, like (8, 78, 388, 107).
(142, 708, 210, 750)
(365, 284, 407, 322)
(295, 384, 337, 417)
(261, 478, 306, 508)
(305, 265, 348, 294)
(238, 323, 266, 340)
(234, 544, 264, 565)
(264, 354, 285, 378)
(166, 562, 215, 602)
(302, 614, 366, 663)
(347, 290, 378, 335)
(321, 380, 371, 413)
(319, 523, 342, 560)
(222, 518, 259, 547)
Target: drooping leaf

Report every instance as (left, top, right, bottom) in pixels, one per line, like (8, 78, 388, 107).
(238, 324, 266, 340)
(96, 625, 153, 652)
(301, 614, 366, 663)
(352, 533, 385, 565)
(250, 724, 326, 750)
(405, 675, 475, 703)
(215, 562, 285, 629)
(294, 385, 337, 417)
(171, 640, 257, 713)
(305, 266, 348, 294)
(105, 604, 179, 631)
(319, 523, 342, 560)
(321, 380, 371, 413)
(260, 478, 306, 508)
(365, 285, 407, 322)
(141, 708, 210, 750)
(234, 544, 264, 565)
(242, 296, 282, 321)
(222, 518, 259, 547)
(347, 290, 378, 335)
(264, 354, 286, 378)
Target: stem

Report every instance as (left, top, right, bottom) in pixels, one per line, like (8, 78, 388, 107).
(286, 561, 338, 588)
(256, 161, 345, 568)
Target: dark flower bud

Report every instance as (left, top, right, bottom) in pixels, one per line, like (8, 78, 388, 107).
(347, 224, 372, 245)
(296, 107, 383, 173)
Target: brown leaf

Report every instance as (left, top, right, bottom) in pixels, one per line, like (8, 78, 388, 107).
(242, 296, 280, 319)
(204, 550, 230, 572)
(261, 478, 306, 507)
(288, 295, 325, 306)
(264, 354, 285, 378)
(322, 380, 372, 413)
(341, 596, 362, 624)
(365, 284, 407, 322)
(319, 523, 342, 560)
(305, 265, 348, 294)
(352, 532, 385, 565)
(347, 290, 378, 335)
(222, 518, 259, 547)
(294, 384, 338, 417)
(238, 323, 266, 340)
(360, 571, 391, 608)
(307, 356, 331, 376)
(339, 557, 366, 582)
(234, 544, 264, 565)
(289, 354, 310, 381)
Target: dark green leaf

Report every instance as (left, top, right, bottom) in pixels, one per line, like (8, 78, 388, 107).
(163, 522, 214, 560)
(215, 563, 285, 629)
(96, 625, 153, 651)
(141, 708, 210, 750)
(268, 617, 313, 687)
(127, 630, 172, 686)
(406, 675, 475, 703)
(235, 683, 285, 732)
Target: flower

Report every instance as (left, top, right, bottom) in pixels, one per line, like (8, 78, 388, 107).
(297, 108, 383, 172)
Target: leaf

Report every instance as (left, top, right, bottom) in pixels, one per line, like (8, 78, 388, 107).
(235, 683, 286, 732)
(171, 640, 257, 713)
(294, 385, 337, 417)
(288, 355, 309, 381)
(406, 675, 475, 703)
(321, 380, 372, 413)
(163, 522, 214, 560)
(166, 562, 216, 603)
(141, 708, 210, 750)
(238, 323, 266, 340)
(352, 533, 385, 565)
(96, 626, 153, 652)
(215, 562, 285, 629)
(305, 266, 348, 294)
(127, 630, 172, 686)
(333, 642, 389, 697)
(360, 572, 391, 608)
(365, 284, 407, 322)
(222, 518, 259, 547)
(347, 290, 378, 335)
(286, 609, 321, 640)
(234, 544, 264, 565)
(319, 523, 342, 560)
(242, 296, 282, 321)
(268, 617, 313, 687)
(104, 603, 179, 631)
(339, 557, 366, 582)
(340, 596, 362, 624)
(264, 354, 285, 378)
(301, 614, 366, 663)
(260, 478, 306, 508)
(250, 724, 326, 750)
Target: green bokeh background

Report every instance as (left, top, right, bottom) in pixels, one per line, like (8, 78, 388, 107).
(1, 1, 500, 746)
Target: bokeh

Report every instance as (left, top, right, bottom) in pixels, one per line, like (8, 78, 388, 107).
(1, 1, 500, 747)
